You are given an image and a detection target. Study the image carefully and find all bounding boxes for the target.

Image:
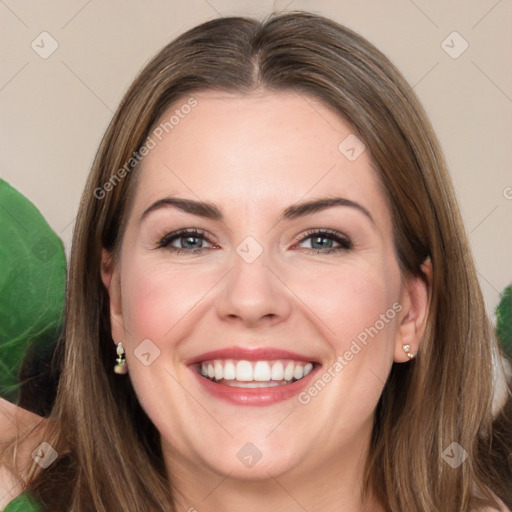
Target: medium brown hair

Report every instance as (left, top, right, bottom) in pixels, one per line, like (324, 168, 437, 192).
(4, 10, 511, 511)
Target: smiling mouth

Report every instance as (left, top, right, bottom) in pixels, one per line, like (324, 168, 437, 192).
(197, 359, 315, 388)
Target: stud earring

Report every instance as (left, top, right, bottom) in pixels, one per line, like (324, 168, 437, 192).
(402, 344, 415, 360)
(114, 342, 128, 374)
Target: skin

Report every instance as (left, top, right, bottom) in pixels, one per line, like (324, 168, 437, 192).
(0, 398, 45, 508)
(101, 90, 431, 512)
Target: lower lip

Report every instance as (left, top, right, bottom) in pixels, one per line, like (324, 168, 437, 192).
(192, 367, 318, 406)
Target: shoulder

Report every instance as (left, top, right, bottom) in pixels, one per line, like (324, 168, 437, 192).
(475, 496, 511, 512)
(0, 397, 45, 441)
(0, 466, 23, 510)
(0, 398, 45, 510)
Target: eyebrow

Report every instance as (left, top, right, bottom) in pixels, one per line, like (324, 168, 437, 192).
(140, 196, 374, 225)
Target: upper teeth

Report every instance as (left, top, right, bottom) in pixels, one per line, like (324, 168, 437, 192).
(200, 359, 313, 382)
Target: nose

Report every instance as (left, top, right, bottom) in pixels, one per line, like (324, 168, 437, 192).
(215, 249, 292, 328)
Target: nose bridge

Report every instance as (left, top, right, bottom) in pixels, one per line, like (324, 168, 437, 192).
(215, 234, 291, 325)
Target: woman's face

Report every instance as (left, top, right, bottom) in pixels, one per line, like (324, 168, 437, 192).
(102, 90, 428, 484)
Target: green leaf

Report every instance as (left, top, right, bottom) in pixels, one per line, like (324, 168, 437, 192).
(3, 492, 41, 512)
(0, 179, 66, 403)
(496, 284, 512, 359)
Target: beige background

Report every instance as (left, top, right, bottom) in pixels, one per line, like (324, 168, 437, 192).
(1, 0, 511, 321)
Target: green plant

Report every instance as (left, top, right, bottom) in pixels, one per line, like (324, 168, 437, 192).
(0, 178, 66, 408)
(496, 284, 512, 359)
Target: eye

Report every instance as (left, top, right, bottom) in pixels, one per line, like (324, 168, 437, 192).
(157, 228, 215, 254)
(156, 228, 353, 255)
(295, 229, 353, 254)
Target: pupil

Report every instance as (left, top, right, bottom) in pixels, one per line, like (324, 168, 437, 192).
(312, 236, 332, 249)
(182, 236, 202, 249)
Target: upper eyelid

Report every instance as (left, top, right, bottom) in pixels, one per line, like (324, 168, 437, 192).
(159, 228, 210, 244)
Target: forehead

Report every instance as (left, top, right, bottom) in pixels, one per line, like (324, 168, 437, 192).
(130, 89, 389, 225)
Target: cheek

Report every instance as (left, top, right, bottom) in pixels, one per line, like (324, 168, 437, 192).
(120, 258, 210, 343)
(117, 255, 217, 420)
(291, 258, 402, 410)
(294, 259, 400, 347)
(287, 261, 401, 433)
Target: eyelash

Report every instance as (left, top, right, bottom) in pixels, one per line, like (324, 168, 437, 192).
(156, 228, 353, 255)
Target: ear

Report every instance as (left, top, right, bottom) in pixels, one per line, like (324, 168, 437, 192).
(393, 258, 432, 362)
(100, 248, 124, 345)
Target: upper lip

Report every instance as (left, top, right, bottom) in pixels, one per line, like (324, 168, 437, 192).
(185, 346, 319, 365)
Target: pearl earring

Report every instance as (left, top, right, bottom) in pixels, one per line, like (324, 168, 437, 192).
(114, 342, 128, 374)
(402, 344, 415, 360)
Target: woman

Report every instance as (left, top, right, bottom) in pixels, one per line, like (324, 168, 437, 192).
(1, 10, 511, 512)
